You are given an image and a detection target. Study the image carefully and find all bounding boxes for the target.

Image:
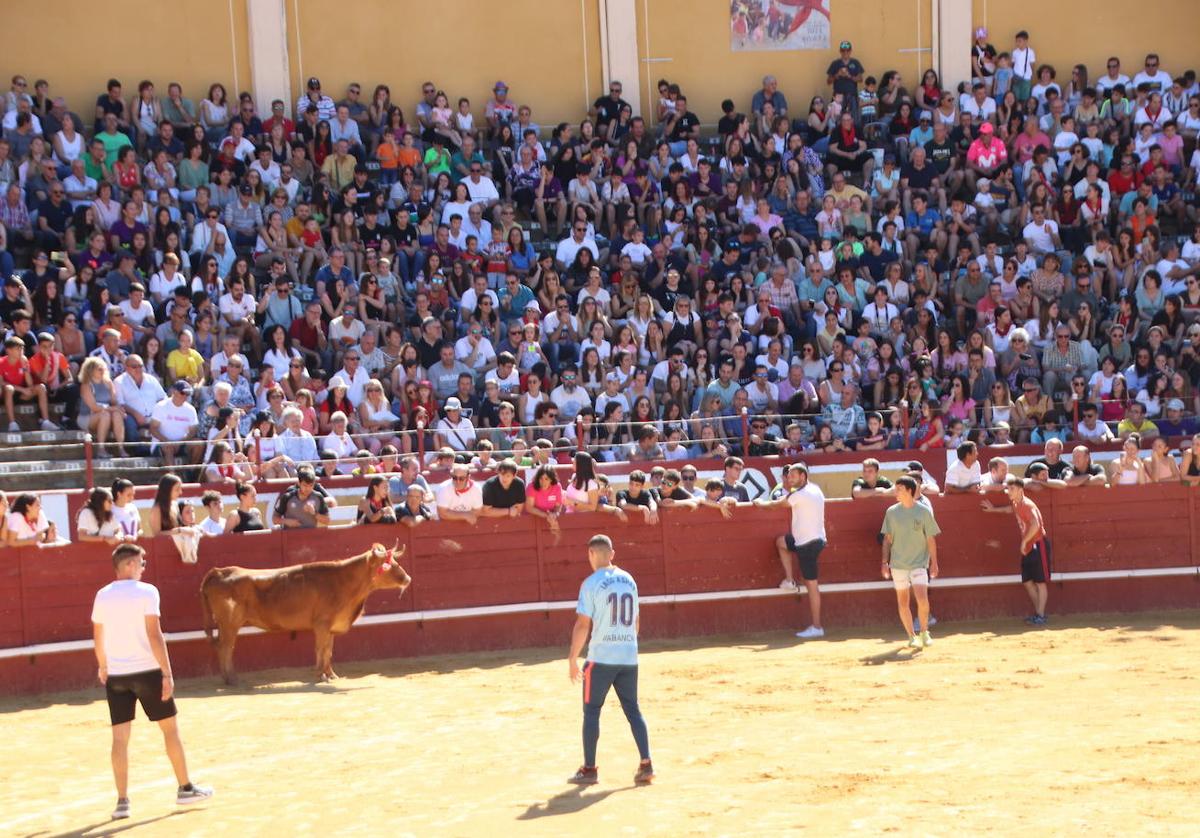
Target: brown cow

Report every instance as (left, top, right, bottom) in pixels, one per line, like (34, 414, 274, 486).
(200, 542, 411, 683)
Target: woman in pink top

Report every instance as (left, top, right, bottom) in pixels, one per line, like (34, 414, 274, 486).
(941, 375, 977, 425)
(524, 464, 565, 532)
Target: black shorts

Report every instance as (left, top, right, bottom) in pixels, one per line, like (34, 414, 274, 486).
(785, 536, 826, 581)
(1021, 539, 1052, 584)
(105, 669, 177, 726)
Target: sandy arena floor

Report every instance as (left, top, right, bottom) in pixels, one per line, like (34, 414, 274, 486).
(2, 611, 1198, 837)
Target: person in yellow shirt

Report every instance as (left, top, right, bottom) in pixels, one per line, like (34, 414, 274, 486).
(320, 139, 357, 191)
(1115, 402, 1159, 441)
(166, 328, 206, 387)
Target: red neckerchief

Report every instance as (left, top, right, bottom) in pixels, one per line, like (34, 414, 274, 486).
(840, 125, 857, 146)
(995, 322, 1013, 338)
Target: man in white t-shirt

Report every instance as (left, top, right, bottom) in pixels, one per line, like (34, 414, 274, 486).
(755, 463, 826, 639)
(944, 441, 983, 492)
(92, 543, 212, 820)
(1132, 54, 1172, 94)
(434, 462, 484, 523)
(1096, 57, 1131, 94)
(118, 283, 156, 341)
(217, 277, 261, 357)
(554, 223, 600, 271)
(1022, 205, 1062, 256)
(149, 381, 199, 466)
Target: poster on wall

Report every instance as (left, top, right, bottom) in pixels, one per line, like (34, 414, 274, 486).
(730, 0, 831, 51)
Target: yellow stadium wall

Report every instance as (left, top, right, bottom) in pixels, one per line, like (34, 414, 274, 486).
(971, 0, 1198, 85)
(3, 0, 252, 121)
(4, 0, 1194, 139)
(285, 0, 605, 129)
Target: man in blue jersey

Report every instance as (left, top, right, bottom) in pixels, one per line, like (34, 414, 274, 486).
(567, 534, 654, 786)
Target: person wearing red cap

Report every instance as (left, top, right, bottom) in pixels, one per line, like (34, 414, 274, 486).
(965, 120, 1007, 193)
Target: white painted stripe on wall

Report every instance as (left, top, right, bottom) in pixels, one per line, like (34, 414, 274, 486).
(3, 566, 1194, 661)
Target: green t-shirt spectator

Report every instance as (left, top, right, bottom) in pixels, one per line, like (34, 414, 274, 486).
(424, 146, 451, 177)
(98, 130, 133, 166)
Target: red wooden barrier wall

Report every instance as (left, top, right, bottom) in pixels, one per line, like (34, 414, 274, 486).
(3, 487, 1199, 695)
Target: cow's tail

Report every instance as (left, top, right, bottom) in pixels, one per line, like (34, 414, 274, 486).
(200, 569, 218, 646)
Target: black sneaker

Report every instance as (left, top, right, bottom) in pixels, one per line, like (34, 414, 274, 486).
(634, 760, 655, 785)
(176, 783, 214, 805)
(568, 765, 598, 785)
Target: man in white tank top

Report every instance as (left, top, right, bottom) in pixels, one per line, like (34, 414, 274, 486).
(92, 544, 212, 820)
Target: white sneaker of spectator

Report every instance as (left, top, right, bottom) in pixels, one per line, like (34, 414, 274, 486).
(779, 579, 798, 590)
(795, 626, 825, 639)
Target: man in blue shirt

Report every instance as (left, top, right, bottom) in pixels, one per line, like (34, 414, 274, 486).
(568, 534, 654, 786)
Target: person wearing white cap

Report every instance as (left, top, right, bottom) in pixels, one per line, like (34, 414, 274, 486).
(1155, 398, 1196, 438)
(435, 461, 483, 524)
(435, 396, 477, 452)
(971, 27, 997, 86)
(594, 371, 630, 418)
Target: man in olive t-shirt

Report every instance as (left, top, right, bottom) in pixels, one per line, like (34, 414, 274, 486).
(880, 476, 941, 648)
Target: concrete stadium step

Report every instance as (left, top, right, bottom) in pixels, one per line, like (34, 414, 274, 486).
(7, 402, 69, 433)
(0, 454, 160, 492)
(0, 429, 88, 451)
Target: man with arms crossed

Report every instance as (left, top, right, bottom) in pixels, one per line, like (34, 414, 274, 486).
(982, 475, 1051, 625)
(880, 476, 941, 649)
(756, 463, 826, 639)
(568, 534, 654, 786)
(92, 544, 212, 820)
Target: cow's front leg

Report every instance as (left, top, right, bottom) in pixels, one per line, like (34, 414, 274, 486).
(313, 625, 337, 681)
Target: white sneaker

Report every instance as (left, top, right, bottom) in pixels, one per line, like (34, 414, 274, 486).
(111, 798, 131, 820)
(176, 783, 214, 805)
(6, 422, 18, 433)
(779, 579, 798, 590)
(928, 616, 938, 627)
(40, 419, 61, 431)
(795, 626, 825, 639)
